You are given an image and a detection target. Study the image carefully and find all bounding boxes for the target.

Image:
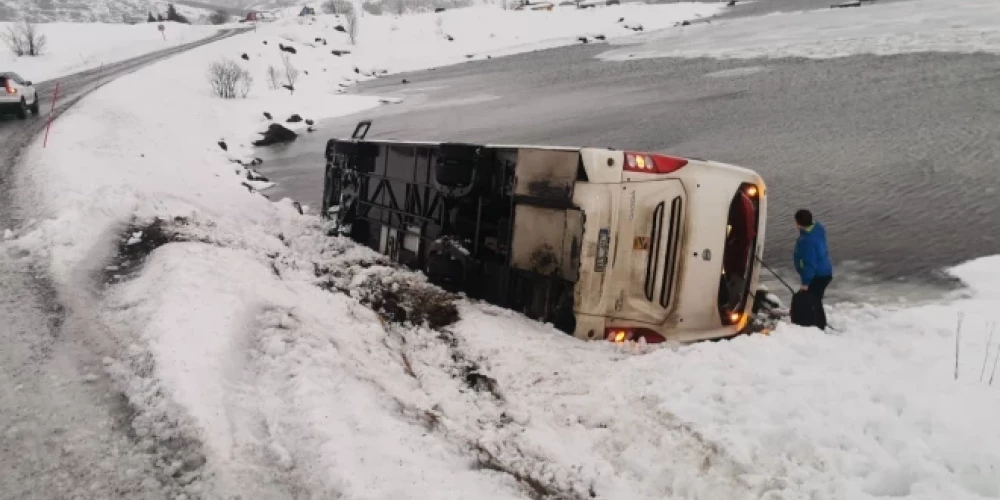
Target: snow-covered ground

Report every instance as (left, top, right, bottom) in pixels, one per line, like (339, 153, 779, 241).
(0, 21, 221, 82)
(5, 1, 1000, 499)
(599, 0, 1000, 61)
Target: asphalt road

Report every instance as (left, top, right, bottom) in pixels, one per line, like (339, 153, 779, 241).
(0, 28, 246, 500)
(257, 0, 999, 285)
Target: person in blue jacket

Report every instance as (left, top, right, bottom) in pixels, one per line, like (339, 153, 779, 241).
(793, 209, 833, 329)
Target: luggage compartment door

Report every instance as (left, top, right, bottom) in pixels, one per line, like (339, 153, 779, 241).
(509, 205, 584, 282)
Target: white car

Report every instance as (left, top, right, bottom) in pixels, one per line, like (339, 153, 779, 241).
(323, 122, 768, 344)
(0, 72, 39, 119)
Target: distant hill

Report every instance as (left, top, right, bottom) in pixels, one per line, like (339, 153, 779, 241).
(0, 0, 280, 23)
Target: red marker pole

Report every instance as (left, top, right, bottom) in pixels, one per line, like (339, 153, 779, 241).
(43, 81, 60, 149)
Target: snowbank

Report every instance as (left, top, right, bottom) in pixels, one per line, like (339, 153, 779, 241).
(598, 0, 1000, 61)
(6, 1, 1000, 499)
(0, 21, 221, 83)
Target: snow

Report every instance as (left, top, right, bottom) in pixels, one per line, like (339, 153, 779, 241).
(6, 1, 1000, 499)
(598, 0, 1000, 61)
(0, 21, 221, 83)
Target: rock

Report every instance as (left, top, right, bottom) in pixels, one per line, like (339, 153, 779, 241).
(354, 67, 360, 74)
(434, 7, 446, 12)
(217, 140, 228, 151)
(307, 126, 317, 133)
(282, 84, 295, 92)
(263, 112, 272, 120)
(305, 118, 315, 126)
(577, 36, 589, 43)
(727, 0, 736, 5)
(314, 37, 324, 42)
(263, 40, 268, 45)
(253, 124, 297, 147)
(335, 25, 346, 32)
(331, 49, 351, 56)
(594, 34, 606, 41)
(681, 20, 690, 26)
(181, 453, 207, 473)
(240, 53, 249, 60)
(286, 114, 303, 123)
(446, 35, 454, 41)
(279, 43, 297, 54)
(304, 70, 309, 75)
(466, 54, 474, 58)
(617, 17, 625, 22)
(401, 78, 410, 84)
(247, 169, 270, 182)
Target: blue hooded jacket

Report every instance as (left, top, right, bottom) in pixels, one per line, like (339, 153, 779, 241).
(794, 222, 833, 286)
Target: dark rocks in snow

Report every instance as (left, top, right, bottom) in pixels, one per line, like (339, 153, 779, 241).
(253, 124, 297, 147)
(577, 36, 589, 43)
(594, 34, 606, 41)
(104, 217, 193, 284)
(263, 111, 272, 120)
(240, 53, 249, 60)
(231, 157, 263, 168)
(331, 50, 348, 56)
(727, 0, 736, 5)
(286, 114, 303, 123)
(401, 78, 410, 84)
(681, 20, 691, 26)
(217, 140, 228, 151)
(617, 17, 625, 22)
(305, 118, 315, 126)
(314, 37, 324, 42)
(263, 40, 268, 45)
(278, 43, 297, 54)
(434, 7, 446, 12)
(307, 126, 317, 133)
(354, 67, 360, 74)
(446, 35, 454, 41)
(282, 84, 295, 92)
(335, 24, 346, 32)
(304, 70, 309, 75)
(465, 54, 475, 58)
(246, 169, 269, 182)
(293, 201, 304, 215)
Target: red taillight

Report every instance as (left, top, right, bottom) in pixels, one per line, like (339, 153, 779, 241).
(604, 327, 666, 344)
(623, 152, 688, 174)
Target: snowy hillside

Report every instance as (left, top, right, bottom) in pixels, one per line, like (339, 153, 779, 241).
(4, 0, 1000, 499)
(0, 21, 220, 82)
(0, 0, 219, 23)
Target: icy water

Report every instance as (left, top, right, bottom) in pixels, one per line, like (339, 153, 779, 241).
(258, 45, 1000, 289)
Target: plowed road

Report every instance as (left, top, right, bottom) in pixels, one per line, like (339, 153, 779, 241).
(0, 28, 245, 500)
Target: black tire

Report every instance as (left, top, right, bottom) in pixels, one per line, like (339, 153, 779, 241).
(29, 95, 40, 115)
(15, 99, 28, 119)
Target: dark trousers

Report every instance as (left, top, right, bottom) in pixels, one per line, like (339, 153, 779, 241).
(809, 276, 833, 330)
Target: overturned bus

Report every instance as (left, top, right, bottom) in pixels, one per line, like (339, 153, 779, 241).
(322, 121, 769, 343)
